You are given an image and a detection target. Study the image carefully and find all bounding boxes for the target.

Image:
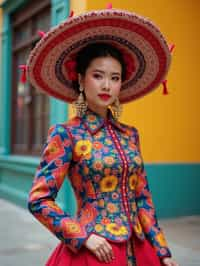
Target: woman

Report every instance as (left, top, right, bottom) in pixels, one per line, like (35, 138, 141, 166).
(27, 6, 179, 266)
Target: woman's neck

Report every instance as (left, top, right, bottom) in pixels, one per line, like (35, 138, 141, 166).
(87, 104, 108, 119)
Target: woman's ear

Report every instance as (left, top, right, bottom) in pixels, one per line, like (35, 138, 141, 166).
(78, 73, 84, 88)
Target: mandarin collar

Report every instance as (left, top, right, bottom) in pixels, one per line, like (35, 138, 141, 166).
(82, 108, 126, 135)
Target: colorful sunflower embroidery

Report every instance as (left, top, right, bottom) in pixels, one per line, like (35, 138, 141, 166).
(114, 217, 122, 225)
(100, 175, 118, 192)
(120, 139, 125, 145)
(95, 131, 103, 139)
(91, 124, 97, 130)
(93, 141, 103, 150)
(125, 129, 133, 137)
(131, 202, 137, 212)
(74, 140, 92, 157)
(107, 202, 118, 213)
(155, 232, 168, 247)
(112, 192, 119, 200)
(129, 141, 137, 150)
(93, 160, 103, 171)
(104, 156, 115, 165)
(119, 226, 128, 235)
(48, 142, 59, 154)
(120, 214, 128, 222)
(83, 165, 89, 175)
(105, 139, 112, 145)
(139, 209, 153, 232)
(134, 155, 142, 165)
(95, 224, 104, 233)
(98, 199, 105, 208)
(101, 217, 111, 225)
(67, 222, 81, 234)
(134, 222, 143, 235)
(87, 114, 97, 122)
(79, 203, 97, 225)
(129, 174, 138, 190)
(106, 223, 128, 236)
(45, 135, 65, 161)
(62, 220, 83, 236)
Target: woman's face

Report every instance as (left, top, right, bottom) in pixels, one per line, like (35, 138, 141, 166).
(79, 56, 122, 112)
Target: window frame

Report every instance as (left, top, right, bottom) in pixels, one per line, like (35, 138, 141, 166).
(11, 0, 51, 156)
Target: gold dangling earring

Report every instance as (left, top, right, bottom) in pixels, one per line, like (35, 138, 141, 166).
(110, 97, 123, 120)
(73, 86, 88, 117)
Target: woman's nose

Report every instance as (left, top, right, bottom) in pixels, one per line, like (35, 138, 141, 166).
(102, 79, 110, 91)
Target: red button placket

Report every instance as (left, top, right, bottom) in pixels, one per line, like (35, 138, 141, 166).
(106, 122, 132, 229)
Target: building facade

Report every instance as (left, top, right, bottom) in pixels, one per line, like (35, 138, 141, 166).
(0, 0, 199, 218)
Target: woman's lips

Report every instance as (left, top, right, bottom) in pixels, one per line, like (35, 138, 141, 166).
(98, 94, 111, 101)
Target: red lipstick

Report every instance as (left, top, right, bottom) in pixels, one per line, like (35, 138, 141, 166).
(98, 93, 111, 101)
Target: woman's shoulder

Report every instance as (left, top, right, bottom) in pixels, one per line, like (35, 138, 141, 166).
(47, 116, 82, 137)
(50, 116, 80, 130)
(118, 121, 139, 136)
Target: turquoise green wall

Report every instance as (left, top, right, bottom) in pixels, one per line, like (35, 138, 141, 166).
(147, 164, 200, 218)
(0, 0, 76, 216)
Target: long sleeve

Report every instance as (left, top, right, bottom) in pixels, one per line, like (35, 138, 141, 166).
(28, 124, 91, 253)
(134, 130, 172, 258)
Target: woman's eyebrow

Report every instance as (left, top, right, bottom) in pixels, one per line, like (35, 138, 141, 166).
(92, 69, 121, 75)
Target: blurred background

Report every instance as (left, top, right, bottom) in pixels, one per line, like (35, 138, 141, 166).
(0, 0, 199, 265)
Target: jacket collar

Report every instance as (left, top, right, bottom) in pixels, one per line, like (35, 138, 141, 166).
(82, 108, 126, 135)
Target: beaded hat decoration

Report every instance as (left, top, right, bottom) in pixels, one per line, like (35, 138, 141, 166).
(24, 4, 173, 104)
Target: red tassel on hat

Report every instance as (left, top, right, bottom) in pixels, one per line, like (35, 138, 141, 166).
(161, 43, 175, 95)
(38, 30, 46, 38)
(162, 79, 168, 95)
(69, 10, 74, 18)
(169, 44, 175, 53)
(19, 65, 28, 84)
(106, 3, 113, 9)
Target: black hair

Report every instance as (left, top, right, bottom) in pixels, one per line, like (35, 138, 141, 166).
(72, 42, 126, 92)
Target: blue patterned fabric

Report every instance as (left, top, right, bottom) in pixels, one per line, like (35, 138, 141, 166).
(28, 108, 171, 258)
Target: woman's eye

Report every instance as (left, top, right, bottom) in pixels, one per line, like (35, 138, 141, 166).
(93, 74, 102, 79)
(112, 76, 120, 81)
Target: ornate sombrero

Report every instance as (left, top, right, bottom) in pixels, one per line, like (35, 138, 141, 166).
(26, 7, 172, 103)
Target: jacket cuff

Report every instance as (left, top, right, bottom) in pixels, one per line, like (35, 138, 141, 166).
(63, 230, 94, 253)
(156, 247, 172, 257)
(147, 231, 172, 258)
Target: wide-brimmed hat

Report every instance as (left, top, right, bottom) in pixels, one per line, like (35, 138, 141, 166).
(26, 7, 172, 104)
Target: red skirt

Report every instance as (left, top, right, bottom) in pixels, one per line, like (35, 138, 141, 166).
(46, 236, 161, 266)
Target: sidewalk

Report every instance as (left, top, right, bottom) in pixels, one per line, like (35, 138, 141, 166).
(0, 198, 199, 266)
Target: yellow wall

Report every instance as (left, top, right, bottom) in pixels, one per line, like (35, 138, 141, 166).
(70, 0, 200, 163)
(70, 0, 86, 15)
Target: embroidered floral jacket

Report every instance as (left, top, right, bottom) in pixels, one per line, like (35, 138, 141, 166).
(28, 109, 171, 258)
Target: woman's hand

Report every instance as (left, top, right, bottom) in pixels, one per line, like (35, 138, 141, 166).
(84, 234, 115, 263)
(162, 257, 179, 266)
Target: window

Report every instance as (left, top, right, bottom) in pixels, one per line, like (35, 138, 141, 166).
(11, 0, 51, 155)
